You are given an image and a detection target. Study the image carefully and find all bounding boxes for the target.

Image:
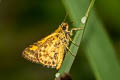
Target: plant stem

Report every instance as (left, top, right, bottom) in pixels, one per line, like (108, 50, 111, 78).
(55, 0, 95, 79)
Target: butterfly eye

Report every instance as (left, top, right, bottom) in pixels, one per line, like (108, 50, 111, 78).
(62, 26, 66, 30)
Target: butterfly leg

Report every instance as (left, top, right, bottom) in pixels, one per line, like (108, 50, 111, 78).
(68, 36, 79, 47)
(71, 27, 84, 31)
(67, 27, 84, 47)
(63, 44, 75, 57)
(69, 27, 84, 36)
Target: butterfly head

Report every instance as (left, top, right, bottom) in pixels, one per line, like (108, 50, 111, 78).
(61, 22, 69, 31)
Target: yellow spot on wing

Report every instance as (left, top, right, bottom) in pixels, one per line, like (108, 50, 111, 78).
(30, 45, 38, 51)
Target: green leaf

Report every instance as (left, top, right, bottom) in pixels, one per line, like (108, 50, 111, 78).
(56, 0, 94, 77)
(83, 8, 120, 80)
(56, 0, 120, 80)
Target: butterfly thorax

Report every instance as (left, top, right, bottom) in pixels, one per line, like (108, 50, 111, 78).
(55, 22, 70, 45)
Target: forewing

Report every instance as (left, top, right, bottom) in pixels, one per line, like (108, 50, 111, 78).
(22, 33, 56, 64)
(22, 40, 42, 64)
(37, 36, 65, 69)
(22, 33, 65, 69)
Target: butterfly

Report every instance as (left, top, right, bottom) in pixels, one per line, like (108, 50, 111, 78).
(22, 22, 84, 69)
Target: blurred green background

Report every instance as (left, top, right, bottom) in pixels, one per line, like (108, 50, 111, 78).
(0, 0, 120, 80)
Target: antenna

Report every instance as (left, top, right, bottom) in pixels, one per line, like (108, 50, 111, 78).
(63, 12, 68, 22)
(62, 13, 74, 24)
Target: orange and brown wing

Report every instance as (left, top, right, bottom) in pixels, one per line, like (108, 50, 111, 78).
(22, 41, 42, 64)
(37, 38, 65, 69)
(22, 32, 65, 69)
